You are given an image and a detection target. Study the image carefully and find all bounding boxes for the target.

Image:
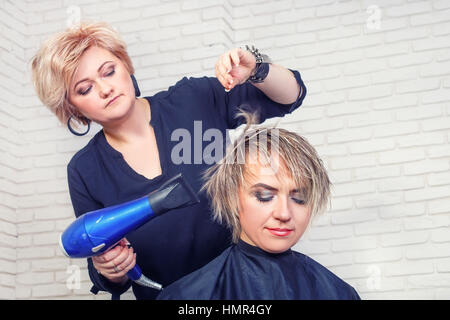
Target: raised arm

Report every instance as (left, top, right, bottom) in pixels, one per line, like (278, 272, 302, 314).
(215, 47, 301, 104)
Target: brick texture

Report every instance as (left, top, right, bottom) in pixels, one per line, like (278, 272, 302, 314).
(1, 0, 449, 300)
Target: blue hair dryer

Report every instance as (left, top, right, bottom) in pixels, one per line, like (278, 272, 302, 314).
(59, 173, 199, 290)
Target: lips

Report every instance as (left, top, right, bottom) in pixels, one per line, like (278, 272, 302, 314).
(266, 228, 293, 237)
(105, 95, 121, 108)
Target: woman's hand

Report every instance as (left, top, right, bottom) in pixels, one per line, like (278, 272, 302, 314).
(215, 48, 257, 91)
(92, 238, 136, 284)
(215, 47, 300, 105)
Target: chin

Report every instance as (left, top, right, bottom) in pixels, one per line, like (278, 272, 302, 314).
(108, 97, 133, 115)
(260, 240, 294, 254)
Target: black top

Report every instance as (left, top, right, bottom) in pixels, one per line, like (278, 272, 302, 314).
(67, 72, 307, 299)
(157, 239, 361, 300)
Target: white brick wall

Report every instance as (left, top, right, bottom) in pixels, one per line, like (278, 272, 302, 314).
(0, 0, 449, 300)
(0, 0, 24, 299)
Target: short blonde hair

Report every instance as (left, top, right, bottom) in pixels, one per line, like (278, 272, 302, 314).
(203, 112, 331, 243)
(31, 21, 134, 126)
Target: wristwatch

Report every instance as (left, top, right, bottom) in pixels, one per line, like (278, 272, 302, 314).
(242, 45, 271, 83)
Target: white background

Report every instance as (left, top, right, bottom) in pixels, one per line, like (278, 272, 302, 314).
(0, 0, 449, 299)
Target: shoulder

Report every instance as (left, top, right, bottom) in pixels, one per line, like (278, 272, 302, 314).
(150, 76, 220, 101)
(67, 131, 103, 176)
(157, 246, 233, 300)
(294, 251, 360, 299)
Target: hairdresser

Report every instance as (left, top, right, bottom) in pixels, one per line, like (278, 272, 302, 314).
(31, 22, 306, 300)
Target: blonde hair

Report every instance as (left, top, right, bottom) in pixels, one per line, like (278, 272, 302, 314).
(31, 21, 134, 126)
(203, 112, 331, 243)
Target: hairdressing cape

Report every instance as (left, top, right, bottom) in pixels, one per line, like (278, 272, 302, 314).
(157, 240, 360, 300)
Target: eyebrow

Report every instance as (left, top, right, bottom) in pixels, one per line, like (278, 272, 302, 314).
(250, 183, 278, 191)
(73, 61, 113, 90)
(250, 183, 304, 193)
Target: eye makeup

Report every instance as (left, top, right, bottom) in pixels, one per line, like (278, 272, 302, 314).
(74, 61, 116, 95)
(250, 183, 307, 205)
(254, 190, 274, 202)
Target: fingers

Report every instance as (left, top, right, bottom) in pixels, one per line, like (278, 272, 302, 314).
(92, 240, 136, 281)
(110, 249, 136, 278)
(215, 61, 233, 90)
(215, 49, 240, 91)
(221, 54, 233, 74)
(230, 48, 240, 67)
(94, 244, 121, 264)
(109, 244, 134, 271)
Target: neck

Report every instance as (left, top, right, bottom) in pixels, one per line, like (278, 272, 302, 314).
(103, 98, 151, 145)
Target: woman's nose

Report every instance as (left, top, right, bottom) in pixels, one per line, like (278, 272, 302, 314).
(272, 197, 292, 222)
(97, 79, 113, 98)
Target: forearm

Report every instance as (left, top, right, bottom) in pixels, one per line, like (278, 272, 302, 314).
(252, 64, 301, 105)
(215, 48, 302, 105)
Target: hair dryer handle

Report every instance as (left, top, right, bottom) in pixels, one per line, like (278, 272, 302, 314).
(127, 264, 142, 281)
(127, 264, 163, 291)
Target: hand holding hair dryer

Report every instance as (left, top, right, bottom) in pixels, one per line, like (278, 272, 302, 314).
(59, 173, 199, 290)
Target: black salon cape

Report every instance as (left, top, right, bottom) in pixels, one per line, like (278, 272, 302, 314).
(157, 240, 360, 300)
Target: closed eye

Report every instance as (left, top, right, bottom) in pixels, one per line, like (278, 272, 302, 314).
(291, 197, 305, 205)
(104, 68, 115, 77)
(254, 191, 274, 203)
(290, 191, 306, 205)
(78, 86, 92, 96)
(75, 63, 115, 95)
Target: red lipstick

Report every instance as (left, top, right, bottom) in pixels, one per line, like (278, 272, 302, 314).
(267, 228, 292, 237)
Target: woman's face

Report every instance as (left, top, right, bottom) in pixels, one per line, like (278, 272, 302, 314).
(68, 46, 135, 125)
(238, 154, 311, 254)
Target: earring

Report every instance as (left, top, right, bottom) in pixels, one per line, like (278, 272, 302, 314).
(131, 74, 140, 97)
(67, 116, 91, 136)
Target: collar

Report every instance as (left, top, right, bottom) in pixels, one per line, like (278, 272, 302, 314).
(236, 239, 293, 259)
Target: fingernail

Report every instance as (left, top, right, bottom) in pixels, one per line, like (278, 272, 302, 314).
(225, 88, 230, 92)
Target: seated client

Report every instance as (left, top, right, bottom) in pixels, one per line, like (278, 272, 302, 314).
(157, 112, 360, 300)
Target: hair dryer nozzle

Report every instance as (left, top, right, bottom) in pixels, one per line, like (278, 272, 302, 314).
(148, 173, 200, 215)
